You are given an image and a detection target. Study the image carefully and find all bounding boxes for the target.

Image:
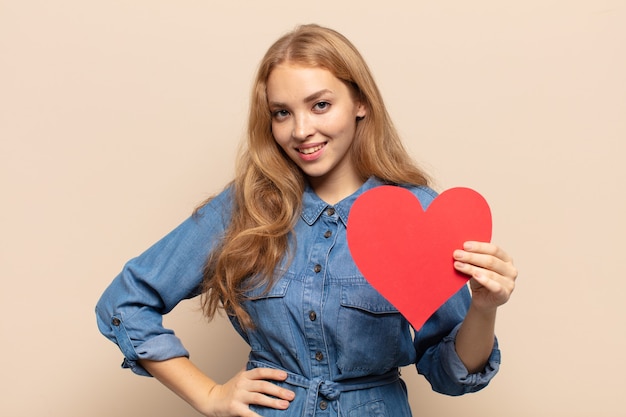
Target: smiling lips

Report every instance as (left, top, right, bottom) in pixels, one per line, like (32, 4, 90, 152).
(297, 143, 326, 155)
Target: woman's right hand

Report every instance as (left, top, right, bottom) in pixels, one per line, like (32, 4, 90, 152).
(139, 358, 295, 417)
(203, 367, 295, 417)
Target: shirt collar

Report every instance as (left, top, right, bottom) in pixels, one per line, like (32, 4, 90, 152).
(300, 177, 384, 226)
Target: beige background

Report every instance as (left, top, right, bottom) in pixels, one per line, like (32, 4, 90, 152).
(1, 0, 625, 416)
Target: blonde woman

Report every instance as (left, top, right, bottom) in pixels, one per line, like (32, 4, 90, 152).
(96, 24, 517, 417)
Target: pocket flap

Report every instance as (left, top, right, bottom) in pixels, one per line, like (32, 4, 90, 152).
(340, 284, 399, 314)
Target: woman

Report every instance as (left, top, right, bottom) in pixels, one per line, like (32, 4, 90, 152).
(96, 24, 517, 416)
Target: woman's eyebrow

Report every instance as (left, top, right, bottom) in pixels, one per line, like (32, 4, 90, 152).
(268, 89, 333, 109)
(303, 89, 333, 103)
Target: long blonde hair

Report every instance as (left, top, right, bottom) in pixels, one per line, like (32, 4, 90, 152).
(201, 24, 430, 329)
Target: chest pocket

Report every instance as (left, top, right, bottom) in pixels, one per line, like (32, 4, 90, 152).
(336, 283, 406, 375)
(243, 277, 298, 358)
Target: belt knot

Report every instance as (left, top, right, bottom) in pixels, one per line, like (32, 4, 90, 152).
(316, 379, 341, 401)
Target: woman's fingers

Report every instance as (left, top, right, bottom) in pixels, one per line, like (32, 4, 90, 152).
(453, 241, 517, 280)
(206, 368, 295, 416)
(452, 241, 517, 309)
(245, 368, 294, 400)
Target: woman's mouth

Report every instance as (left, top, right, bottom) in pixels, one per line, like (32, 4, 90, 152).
(298, 143, 325, 155)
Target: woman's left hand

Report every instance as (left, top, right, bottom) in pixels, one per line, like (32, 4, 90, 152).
(453, 241, 517, 312)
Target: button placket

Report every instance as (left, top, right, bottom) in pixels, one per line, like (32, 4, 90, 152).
(303, 204, 339, 380)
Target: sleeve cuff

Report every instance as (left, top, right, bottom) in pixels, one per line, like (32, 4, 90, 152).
(439, 323, 501, 392)
(120, 333, 190, 376)
(105, 312, 190, 377)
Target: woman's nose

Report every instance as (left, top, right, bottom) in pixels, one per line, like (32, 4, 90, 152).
(292, 114, 315, 140)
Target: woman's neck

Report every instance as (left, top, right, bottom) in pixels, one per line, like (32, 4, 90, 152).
(308, 172, 364, 205)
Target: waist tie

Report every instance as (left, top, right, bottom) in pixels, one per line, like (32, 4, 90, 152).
(248, 360, 400, 416)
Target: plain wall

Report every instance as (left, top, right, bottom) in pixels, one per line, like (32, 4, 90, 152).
(1, 1, 625, 416)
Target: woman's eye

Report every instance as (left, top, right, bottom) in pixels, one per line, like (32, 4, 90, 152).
(273, 110, 290, 119)
(313, 101, 330, 112)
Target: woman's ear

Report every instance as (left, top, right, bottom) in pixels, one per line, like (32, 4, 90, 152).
(356, 103, 367, 120)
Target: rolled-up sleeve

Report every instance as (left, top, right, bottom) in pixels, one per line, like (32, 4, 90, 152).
(95, 189, 232, 376)
(413, 286, 501, 396)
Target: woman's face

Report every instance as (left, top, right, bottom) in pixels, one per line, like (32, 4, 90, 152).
(266, 64, 366, 196)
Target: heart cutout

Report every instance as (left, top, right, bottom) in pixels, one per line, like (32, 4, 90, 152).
(347, 186, 492, 330)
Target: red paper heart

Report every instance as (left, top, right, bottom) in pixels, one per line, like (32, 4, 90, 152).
(347, 186, 492, 330)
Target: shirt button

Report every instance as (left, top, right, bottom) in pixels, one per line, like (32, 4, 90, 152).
(315, 351, 324, 361)
(313, 264, 322, 273)
(309, 311, 317, 321)
(111, 317, 121, 326)
(326, 207, 335, 216)
(319, 401, 328, 410)
(323, 230, 332, 238)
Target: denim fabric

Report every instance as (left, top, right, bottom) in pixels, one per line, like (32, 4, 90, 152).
(96, 177, 500, 416)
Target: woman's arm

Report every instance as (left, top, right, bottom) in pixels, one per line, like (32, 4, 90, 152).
(453, 241, 517, 372)
(139, 357, 295, 417)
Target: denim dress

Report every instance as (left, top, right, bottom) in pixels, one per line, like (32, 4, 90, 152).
(96, 177, 500, 416)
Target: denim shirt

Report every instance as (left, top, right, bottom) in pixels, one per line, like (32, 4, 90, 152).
(96, 177, 500, 416)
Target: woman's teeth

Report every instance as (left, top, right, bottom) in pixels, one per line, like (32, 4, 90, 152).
(299, 144, 324, 155)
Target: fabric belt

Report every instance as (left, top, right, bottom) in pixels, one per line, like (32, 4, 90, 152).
(248, 360, 400, 416)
